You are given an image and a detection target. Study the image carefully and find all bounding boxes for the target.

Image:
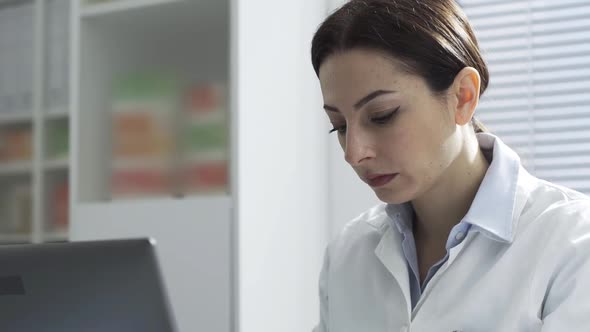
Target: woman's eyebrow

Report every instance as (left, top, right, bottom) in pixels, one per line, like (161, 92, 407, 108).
(353, 90, 396, 110)
(323, 89, 397, 113)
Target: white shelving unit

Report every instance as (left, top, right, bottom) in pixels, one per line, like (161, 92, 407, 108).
(0, 161, 32, 176)
(0, 0, 70, 244)
(43, 157, 68, 170)
(79, 0, 181, 16)
(42, 229, 68, 242)
(0, 233, 32, 243)
(70, 0, 329, 331)
(0, 112, 34, 125)
(44, 106, 69, 119)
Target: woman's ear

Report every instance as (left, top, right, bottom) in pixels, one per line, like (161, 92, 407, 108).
(451, 67, 481, 126)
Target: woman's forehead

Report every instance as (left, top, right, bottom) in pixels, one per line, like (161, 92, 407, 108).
(320, 50, 423, 89)
(320, 49, 405, 78)
(319, 51, 425, 102)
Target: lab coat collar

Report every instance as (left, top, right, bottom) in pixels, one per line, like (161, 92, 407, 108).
(464, 133, 521, 243)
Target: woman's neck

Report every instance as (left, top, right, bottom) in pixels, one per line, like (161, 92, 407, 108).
(411, 138, 490, 246)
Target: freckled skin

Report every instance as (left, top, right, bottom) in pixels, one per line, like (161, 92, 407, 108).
(319, 49, 464, 204)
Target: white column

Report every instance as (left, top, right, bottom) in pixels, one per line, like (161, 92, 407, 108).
(234, 0, 329, 330)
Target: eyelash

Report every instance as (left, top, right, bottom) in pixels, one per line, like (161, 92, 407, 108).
(329, 106, 400, 135)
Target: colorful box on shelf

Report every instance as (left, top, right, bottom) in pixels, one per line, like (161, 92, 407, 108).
(0, 127, 32, 162)
(111, 72, 179, 160)
(0, 183, 32, 234)
(183, 122, 228, 154)
(185, 84, 225, 117)
(110, 156, 175, 199)
(46, 119, 69, 159)
(51, 180, 69, 231)
(112, 111, 176, 158)
(109, 74, 230, 198)
(181, 83, 229, 194)
(111, 167, 174, 199)
(182, 84, 228, 154)
(181, 159, 228, 194)
(110, 71, 181, 199)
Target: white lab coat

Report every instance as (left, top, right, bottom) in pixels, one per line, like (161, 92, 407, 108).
(314, 155, 590, 331)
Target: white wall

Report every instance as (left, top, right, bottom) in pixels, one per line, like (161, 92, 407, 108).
(327, 0, 347, 13)
(234, 0, 329, 331)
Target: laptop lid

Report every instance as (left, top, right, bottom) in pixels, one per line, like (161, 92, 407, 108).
(0, 238, 177, 332)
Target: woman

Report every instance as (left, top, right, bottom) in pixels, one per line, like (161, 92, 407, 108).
(311, 1, 590, 331)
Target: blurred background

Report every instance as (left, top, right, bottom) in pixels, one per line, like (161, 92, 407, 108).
(0, 0, 588, 331)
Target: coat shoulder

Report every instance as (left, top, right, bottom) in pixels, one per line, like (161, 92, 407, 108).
(327, 203, 391, 259)
(519, 176, 590, 242)
(338, 203, 390, 238)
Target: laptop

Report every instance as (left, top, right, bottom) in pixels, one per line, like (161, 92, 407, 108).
(0, 238, 177, 332)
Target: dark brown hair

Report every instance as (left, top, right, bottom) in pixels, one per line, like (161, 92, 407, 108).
(311, 0, 489, 133)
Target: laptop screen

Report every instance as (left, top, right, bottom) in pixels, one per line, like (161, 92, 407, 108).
(0, 238, 177, 332)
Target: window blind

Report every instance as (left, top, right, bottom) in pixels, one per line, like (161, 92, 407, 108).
(462, 0, 590, 194)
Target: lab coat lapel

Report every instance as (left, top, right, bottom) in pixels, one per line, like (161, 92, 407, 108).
(412, 232, 475, 316)
(374, 225, 412, 317)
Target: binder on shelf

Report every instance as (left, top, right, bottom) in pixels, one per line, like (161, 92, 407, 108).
(46, 0, 69, 111)
(0, 6, 16, 114)
(0, 8, 7, 113)
(0, 1, 72, 243)
(0, 183, 32, 234)
(19, 4, 34, 114)
(0, 4, 34, 116)
(12, 184, 32, 234)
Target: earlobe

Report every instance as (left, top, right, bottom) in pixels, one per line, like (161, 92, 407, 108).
(454, 67, 481, 126)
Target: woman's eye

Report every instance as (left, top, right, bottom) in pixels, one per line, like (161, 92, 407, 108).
(371, 106, 400, 124)
(329, 125, 347, 135)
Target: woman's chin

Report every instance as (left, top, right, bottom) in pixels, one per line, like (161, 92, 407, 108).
(373, 187, 413, 205)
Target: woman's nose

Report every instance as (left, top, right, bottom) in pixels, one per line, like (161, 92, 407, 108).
(343, 128, 374, 166)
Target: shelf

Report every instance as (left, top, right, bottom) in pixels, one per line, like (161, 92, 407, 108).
(111, 158, 172, 170)
(185, 111, 226, 125)
(45, 107, 69, 120)
(76, 0, 228, 205)
(0, 107, 68, 124)
(0, 112, 33, 125)
(183, 150, 228, 163)
(0, 233, 31, 244)
(80, 0, 182, 17)
(43, 230, 68, 242)
(78, 0, 225, 37)
(0, 161, 32, 176)
(44, 158, 69, 171)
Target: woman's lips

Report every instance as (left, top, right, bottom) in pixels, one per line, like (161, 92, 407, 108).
(366, 173, 398, 187)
